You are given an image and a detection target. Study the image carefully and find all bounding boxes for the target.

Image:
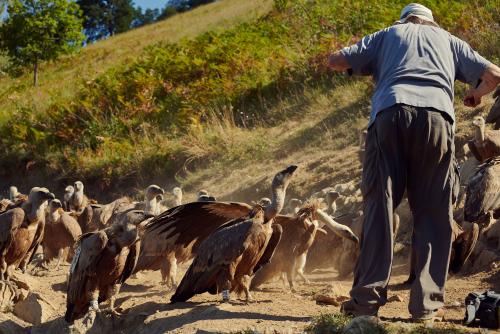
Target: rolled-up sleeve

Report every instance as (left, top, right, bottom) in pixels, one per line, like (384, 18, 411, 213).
(340, 30, 384, 76)
(451, 35, 491, 87)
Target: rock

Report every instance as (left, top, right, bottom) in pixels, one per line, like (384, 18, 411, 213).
(388, 294, 404, 302)
(13, 292, 55, 325)
(471, 249, 498, 273)
(342, 316, 385, 334)
(10, 273, 31, 291)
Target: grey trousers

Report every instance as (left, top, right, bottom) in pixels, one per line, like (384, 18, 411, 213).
(349, 104, 456, 317)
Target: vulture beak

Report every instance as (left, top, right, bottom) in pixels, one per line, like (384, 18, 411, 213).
(285, 165, 298, 175)
(46, 192, 56, 200)
(315, 209, 359, 244)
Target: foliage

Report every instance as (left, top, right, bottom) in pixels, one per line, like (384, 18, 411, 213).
(306, 313, 353, 333)
(133, 7, 160, 27)
(0, 0, 498, 190)
(77, 0, 136, 42)
(0, 0, 85, 85)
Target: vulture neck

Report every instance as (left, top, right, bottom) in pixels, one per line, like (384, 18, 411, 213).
(24, 202, 45, 223)
(174, 195, 182, 207)
(475, 124, 485, 143)
(144, 197, 157, 215)
(49, 209, 61, 223)
(74, 190, 84, 206)
(264, 186, 285, 222)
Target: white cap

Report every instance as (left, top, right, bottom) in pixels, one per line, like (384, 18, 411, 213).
(396, 3, 434, 24)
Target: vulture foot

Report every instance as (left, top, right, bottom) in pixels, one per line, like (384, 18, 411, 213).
(0, 280, 17, 309)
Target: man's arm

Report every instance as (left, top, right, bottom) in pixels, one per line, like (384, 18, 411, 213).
(328, 51, 351, 72)
(464, 63, 500, 107)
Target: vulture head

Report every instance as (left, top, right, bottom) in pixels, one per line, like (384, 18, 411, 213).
(156, 194, 164, 202)
(472, 116, 486, 141)
(74, 181, 84, 194)
(145, 185, 164, 201)
(28, 187, 55, 205)
(325, 191, 340, 205)
(65, 185, 75, 196)
(49, 199, 63, 212)
(172, 187, 183, 205)
(9, 186, 19, 201)
(197, 189, 208, 198)
(271, 165, 298, 192)
(258, 197, 272, 207)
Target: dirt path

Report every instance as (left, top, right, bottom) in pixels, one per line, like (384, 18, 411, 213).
(1, 260, 498, 333)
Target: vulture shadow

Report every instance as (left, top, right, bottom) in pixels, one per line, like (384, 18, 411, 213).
(52, 281, 67, 292)
(142, 303, 310, 332)
(0, 319, 26, 334)
(120, 282, 154, 293)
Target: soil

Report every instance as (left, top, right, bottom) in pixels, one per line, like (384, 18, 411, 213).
(1, 259, 498, 333)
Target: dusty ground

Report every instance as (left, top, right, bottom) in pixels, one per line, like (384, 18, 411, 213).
(1, 258, 498, 333)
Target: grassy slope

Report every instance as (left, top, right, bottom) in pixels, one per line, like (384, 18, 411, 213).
(0, 0, 497, 204)
(0, 0, 272, 121)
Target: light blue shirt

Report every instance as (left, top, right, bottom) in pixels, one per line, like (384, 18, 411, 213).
(341, 23, 491, 127)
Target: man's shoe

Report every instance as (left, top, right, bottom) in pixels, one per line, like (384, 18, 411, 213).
(449, 223, 480, 274)
(412, 308, 445, 323)
(340, 299, 378, 317)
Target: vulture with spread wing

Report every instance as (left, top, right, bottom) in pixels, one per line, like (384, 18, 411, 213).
(464, 157, 500, 224)
(0, 188, 54, 282)
(170, 165, 297, 303)
(251, 202, 359, 291)
(468, 116, 500, 163)
(65, 222, 140, 323)
(43, 199, 82, 269)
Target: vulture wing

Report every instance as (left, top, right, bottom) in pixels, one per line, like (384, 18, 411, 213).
(0, 208, 25, 254)
(170, 219, 255, 303)
(25, 218, 45, 265)
(60, 213, 83, 243)
(120, 240, 141, 284)
(294, 222, 318, 256)
(66, 231, 108, 312)
(143, 201, 252, 256)
(253, 223, 283, 274)
(465, 157, 500, 222)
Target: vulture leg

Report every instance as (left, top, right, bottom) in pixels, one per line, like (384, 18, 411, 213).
(107, 284, 122, 315)
(161, 255, 177, 290)
(83, 285, 100, 327)
(295, 253, 310, 284)
(55, 248, 65, 270)
(286, 266, 296, 293)
(237, 275, 253, 303)
(217, 265, 234, 302)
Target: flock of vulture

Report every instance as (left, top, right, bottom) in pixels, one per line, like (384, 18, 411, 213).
(0, 90, 498, 328)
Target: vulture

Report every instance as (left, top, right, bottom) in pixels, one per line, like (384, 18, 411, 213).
(464, 157, 500, 223)
(43, 199, 82, 269)
(170, 165, 298, 303)
(156, 187, 183, 212)
(89, 197, 133, 230)
(197, 189, 217, 202)
(325, 191, 340, 216)
(156, 195, 169, 215)
(250, 202, 358, 291)
(63, 185, 75, 211)
(0, 187, 54, 283)
(284, 198, 302, 215)
(69, 181, 89, 214)
(485, 87, 500, 129)
(65, 221, 140, 323)
(0, 187, 27, 214)
(468, 116, 500, 163)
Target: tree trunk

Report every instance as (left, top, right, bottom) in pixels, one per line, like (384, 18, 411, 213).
(33, 61, 38, 86)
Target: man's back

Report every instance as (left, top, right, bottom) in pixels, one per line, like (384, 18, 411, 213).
(341, 22, 490, 126)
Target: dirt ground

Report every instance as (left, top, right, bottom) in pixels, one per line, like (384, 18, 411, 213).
(1, 258, 498, 334)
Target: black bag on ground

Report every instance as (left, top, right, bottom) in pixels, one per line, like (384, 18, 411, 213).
(464, 290, 500, 328)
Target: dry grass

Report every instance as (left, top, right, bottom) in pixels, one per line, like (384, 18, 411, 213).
(0, 0, 273, 122)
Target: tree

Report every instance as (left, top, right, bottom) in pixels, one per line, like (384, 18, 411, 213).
(77, 0, 135, 42)
(0, 0, 84, 86)
(132, 6, 159, 28)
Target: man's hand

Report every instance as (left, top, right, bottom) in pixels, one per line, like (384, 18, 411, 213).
(328, 51, 351, 72)
(464, 63, 500, 107)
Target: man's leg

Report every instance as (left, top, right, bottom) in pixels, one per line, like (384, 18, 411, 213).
(405, 109, 454, 318)
(343, 106, 406, 316)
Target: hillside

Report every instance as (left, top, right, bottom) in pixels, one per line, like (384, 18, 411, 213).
(0, 0, 498, 202)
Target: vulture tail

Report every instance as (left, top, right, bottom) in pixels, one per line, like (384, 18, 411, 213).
(171, 265, 220, 303)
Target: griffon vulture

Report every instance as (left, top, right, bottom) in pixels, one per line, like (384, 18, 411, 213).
(465, 157, 500, 223)
(43, 199, 82, 269)
(170, 165, 298, 303)
(65, 222, 140, 324)
(485, 87, 500, 129)
(0, 187, 54, 283)
(468, 116, 500, 163)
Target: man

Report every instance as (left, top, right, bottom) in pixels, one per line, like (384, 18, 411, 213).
(327, 3, 500, 321)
